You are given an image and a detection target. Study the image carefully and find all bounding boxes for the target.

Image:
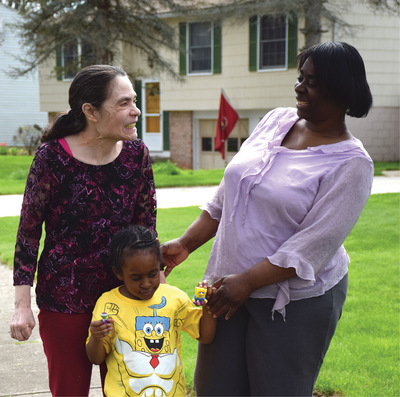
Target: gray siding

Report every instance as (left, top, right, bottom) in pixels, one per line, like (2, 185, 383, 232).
(0, 4, 47, 147)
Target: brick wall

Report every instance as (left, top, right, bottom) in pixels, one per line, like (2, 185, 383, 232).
(347, 107, 399, 162)
(170, 111, 193, 169)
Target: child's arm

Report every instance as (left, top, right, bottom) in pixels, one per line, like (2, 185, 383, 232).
(197, 286, 217, 344)
(86, 318, 114, 365)
(197, 305, 217, 344)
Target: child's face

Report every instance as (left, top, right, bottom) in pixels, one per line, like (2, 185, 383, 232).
(114, 251, 160, 300)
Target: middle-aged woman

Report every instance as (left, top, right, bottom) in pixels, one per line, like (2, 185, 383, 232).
(10, 65, 157, 396)
(161, 42, 374, 396)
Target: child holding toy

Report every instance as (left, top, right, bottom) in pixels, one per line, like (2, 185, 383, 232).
(86, 225, 216, 396)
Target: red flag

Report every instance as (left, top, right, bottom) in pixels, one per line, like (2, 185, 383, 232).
(215, 91, 239, 159)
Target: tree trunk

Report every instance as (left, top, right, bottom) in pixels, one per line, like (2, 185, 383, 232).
(302, 0, 325, 48)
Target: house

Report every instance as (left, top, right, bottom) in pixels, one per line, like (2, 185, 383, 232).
(37, 1, 399, 169)
(0, 3, 47, 146)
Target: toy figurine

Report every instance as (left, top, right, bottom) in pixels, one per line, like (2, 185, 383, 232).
(101, 312, 109, 324)
(192, 280, 208, 306)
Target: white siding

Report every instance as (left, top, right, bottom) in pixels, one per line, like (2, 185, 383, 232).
(0, 4, 47, 147)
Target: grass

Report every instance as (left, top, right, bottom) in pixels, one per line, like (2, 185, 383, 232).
(0, 156, 397, 195)
(1, 194, 399, 396)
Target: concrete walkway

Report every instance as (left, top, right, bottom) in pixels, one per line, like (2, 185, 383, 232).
(0, 179, 399, 396)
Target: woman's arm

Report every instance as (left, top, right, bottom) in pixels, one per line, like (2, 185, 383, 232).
(161, 210, 219, 276)
(10, 285, 35, 341)
(207, 260, 296, 320)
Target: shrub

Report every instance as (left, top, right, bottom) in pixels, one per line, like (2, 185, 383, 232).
(0, 143, 8, 155)
(13, 124, 43, 155)
(152, 160, 181, 175)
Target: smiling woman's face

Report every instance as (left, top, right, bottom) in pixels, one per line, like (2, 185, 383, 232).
(295, 57, 345, 123)
(94, 75, 141, 142)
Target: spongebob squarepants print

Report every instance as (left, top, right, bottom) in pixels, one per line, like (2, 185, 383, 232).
(113, 296, 185, 396)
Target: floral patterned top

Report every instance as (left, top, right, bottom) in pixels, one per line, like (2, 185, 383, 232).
(13, 139, 157, 314)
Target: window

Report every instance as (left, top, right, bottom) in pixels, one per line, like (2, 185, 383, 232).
(227, 137, 238, 153)
(202, 137, 212, 151)
(179, 21, 221, 75)
(189, 22, 212, 73)
(144, 82, 161, 134)
(259, 15, 286, 69)
(56, 39, 94, 80)
(249, 14, 298, 71)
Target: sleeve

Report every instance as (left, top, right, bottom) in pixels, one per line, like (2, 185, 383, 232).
(13, 146, 57, 286)
(200, 177, 225, 222)
(131, 143, 157, 235)
(181, 296, 203, 340)
(268, 156, 374, 287)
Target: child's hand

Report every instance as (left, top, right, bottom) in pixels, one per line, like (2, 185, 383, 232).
(89, 318, 114, 340)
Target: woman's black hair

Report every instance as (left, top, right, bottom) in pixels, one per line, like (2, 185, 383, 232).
(111, 225, 162, 274)
(41, 65, 127, 142)
(297, 42, 373, 118)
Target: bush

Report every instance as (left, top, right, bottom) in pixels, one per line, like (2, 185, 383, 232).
(0, 143, 8, 155)
(13, 124, 43, 155)
(152, 160, 181, 175)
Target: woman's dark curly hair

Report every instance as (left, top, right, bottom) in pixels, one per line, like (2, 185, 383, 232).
(297, 42, 373, 118)
(111, 225, 162, 274)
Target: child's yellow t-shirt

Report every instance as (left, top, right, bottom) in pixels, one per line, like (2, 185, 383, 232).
(87, 283, 203, 396)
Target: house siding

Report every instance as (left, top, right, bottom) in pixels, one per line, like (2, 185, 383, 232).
(0, 4, 47, 146)
(36, 2, 399, 167)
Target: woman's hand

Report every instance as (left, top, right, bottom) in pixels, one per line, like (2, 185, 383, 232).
(10, 306, 35, 341)
(160, 238, 190, 277)
(10, 285, 35, 342)
(207, 273, 253, 320)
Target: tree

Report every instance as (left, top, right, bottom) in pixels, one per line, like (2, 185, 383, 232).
(2, 0, 398, 79)
(4, 0, 187, 79)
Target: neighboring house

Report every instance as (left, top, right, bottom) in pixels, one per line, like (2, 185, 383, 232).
(38, 1, 399, 169)
(0, 3, 47, 147)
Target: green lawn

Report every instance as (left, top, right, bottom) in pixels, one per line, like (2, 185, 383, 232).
(0, 155, 398, 195)
(1, 194, 399, 396)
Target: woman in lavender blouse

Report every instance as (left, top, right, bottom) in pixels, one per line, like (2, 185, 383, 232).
(162, 42, 373, 396)
(10, 65, 157, 396)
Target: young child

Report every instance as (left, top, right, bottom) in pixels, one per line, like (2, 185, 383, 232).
(86, 225, 216, 396)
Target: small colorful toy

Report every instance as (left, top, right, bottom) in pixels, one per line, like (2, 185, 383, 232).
(192, 280, 208, 306)
(101, 312, 109, 324)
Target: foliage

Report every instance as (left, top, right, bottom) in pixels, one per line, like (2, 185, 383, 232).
(3, 0, 398, 79)
(5, 0, 187, 79)
(13, 124, 42, 155)
(152, 160, 182, 176)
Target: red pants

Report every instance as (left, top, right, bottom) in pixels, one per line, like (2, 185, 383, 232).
(39, 310, 106, 397)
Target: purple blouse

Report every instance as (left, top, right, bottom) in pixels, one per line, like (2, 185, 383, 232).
(13, 139, 157, 314)
(202, 108, 374, 318)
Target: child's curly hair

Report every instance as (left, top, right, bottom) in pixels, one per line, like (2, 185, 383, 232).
(111, 225, 162, 274)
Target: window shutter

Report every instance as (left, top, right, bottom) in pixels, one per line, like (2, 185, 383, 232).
(163, 111, 170, 150)
(287, 15, 298, 69)
(134, 80, 143, 140)
(213, 23, 222, 74)
(56, 45, 62, 80)
(249, 16, 258, 71)
(179, 22, 187, 75)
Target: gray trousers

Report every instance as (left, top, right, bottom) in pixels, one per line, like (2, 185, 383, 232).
(194, 274, 348, 396)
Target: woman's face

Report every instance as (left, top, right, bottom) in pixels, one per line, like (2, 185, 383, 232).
(295, 57, 344, 122)
(94, 75, 141, 141)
